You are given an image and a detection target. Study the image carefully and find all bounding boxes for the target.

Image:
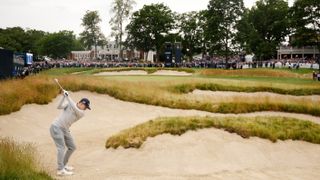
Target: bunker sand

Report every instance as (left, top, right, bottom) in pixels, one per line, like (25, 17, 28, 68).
(0, 91, 320, 179)
(94, 70, 192, 76)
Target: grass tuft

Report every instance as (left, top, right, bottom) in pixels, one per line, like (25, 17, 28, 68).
(0, 138, 53, 180)
(0, 76, 59, 115)
(171, 83, 320, 96)
(106, 116, 320, 149)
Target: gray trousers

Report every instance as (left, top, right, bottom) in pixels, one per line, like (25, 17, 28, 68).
(50, 124, 76, 170)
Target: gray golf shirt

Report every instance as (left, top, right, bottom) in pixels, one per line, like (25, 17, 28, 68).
(52, 95, 85, 130)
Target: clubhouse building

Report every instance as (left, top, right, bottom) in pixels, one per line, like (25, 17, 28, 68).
(70, 41, 155, 61)
(277, 46, 319, 60)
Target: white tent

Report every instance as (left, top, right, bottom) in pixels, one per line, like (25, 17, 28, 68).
(245, 54, 254, 62)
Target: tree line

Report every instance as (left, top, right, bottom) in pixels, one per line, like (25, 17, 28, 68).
(0, 27, 84, 59)
(124, 0, 319, 61)
(0, 0, 318, 61)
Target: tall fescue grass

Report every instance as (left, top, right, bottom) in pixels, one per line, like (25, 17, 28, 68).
(171, 82, 320, 95)
(198, 68, 311, 78)
(0, 138, 53, 180)
(0, 76, 59, 115)
(106, 116, 320, 149)
(1, 73, 319, 116)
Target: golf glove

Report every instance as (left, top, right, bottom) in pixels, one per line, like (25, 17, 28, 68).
(63, 90, 69, 97)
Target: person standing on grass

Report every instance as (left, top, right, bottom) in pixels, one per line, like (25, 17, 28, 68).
(50, 90, 91, 176)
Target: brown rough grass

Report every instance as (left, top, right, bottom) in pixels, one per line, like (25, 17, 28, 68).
(106, 116, 320, 149)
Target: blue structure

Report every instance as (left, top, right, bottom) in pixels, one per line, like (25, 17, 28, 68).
(25, 53, 33, 65)
(164, 42, 182, 67)
(0, 49, 33, 79)
(164, 42, 173, 67)
(174, 42, 182, 63)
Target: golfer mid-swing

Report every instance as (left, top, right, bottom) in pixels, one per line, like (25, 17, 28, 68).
(50, 90, 91, 176)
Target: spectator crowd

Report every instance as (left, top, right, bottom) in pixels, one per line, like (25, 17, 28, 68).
(11, 55, 320, 81)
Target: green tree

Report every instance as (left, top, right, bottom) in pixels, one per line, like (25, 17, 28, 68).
(0, 27, 27, 52)
(25, 29, 46, 59)
(0, 27, 45, 60)
(38, 31, 77, 59)
(290, 0, 319, 59)
(126, 3, 174, 61)
(73, 38, 85, 51)
(177, 11, 205, 61)
(110, 0, 136, 60)
(235, 9, 253, 54)
(238, 0, 290, 60)
(205, 0, 244, 63)
(80, 10, 106, 59)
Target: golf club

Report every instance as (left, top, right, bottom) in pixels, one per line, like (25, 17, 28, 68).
(54, 78, 64, 91)
(54, 78, 69, 97)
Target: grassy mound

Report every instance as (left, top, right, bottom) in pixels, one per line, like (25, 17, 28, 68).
(172, 83, 320, 96)
(106, 116, 320, 149)
(0, 138, 53, 180)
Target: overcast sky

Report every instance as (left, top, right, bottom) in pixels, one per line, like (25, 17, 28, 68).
(0, 0, 294, 37)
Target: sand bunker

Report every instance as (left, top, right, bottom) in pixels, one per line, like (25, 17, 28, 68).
(190, 90, 320, 105)
(0, 91, 320, 179)
(71, 72, 83, 75)
(94, 70, 148, 76)
(94, 70, 192, 76)
(151, 70, 192, 76)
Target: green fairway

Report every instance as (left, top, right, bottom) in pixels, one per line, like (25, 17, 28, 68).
(196, 75, 317, 85)
(43, 67, 318, 85)
(269, 68, 317, 75)
(41, 67, 94, 75)
(73, 67, 317, 86)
